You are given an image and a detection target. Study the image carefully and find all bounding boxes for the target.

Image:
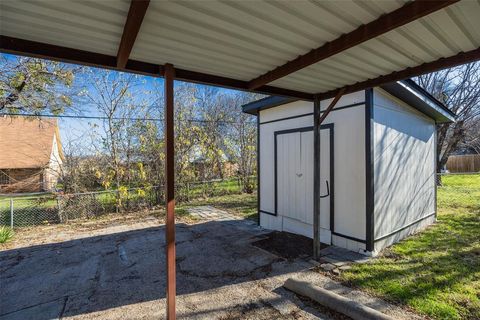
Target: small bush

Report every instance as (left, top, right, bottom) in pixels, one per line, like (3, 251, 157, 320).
(0, 226, 14, 243)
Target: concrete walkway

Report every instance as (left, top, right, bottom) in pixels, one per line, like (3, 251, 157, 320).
(188, 205, 255, 223)
(0, 208, 422, 320)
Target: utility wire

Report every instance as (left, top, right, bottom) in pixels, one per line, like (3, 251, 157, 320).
(1, 112, 161, 121)
(0, 112, 239, 124)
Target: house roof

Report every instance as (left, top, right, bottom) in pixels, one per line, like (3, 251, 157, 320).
(1, 1, 479, 101)
(242, 80, 456, 123)
(0, 116, 63, 170)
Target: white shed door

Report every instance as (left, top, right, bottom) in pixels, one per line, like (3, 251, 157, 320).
(276, 129, 331, 244)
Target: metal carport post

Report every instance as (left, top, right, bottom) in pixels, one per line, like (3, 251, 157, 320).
(313, 90, 345, 259)
(163, 63, 176, 320)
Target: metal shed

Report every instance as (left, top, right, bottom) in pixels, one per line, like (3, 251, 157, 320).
(243, 80, 455, 255)
(1, 0, 479, 318)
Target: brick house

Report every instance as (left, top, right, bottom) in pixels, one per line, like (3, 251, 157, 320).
(0, 116, 64, 193)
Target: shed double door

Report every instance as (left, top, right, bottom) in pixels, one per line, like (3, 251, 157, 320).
(276, 128, 332, 244)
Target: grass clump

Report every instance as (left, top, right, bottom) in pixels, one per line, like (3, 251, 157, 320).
(0, 226, 14, 243)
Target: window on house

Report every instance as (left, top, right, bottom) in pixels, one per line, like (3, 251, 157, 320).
(0, 170, 9, 185)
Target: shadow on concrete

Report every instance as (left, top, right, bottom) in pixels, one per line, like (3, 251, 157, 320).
(0, 219, 309, 319)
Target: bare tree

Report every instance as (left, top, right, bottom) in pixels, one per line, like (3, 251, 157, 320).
(463, 117, 480, 154)
(225, 92, 263, 193)
(415, 62, 480, 174)
(81, 69, 147, 209)
(196, 86, 230, 180)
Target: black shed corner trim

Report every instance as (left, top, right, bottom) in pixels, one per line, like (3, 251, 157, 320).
(365, 88, 375, 252)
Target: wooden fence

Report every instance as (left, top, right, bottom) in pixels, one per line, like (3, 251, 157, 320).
(446, 154, 480, 173)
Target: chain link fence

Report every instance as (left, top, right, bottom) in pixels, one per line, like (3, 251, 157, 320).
(0, 176, 257, 228)
(0, 188, 162, 227)
(176, 176, 256, 202)
(0, 195, 59, 227)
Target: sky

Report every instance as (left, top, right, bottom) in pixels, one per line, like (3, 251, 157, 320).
(1, 53, 256, 154)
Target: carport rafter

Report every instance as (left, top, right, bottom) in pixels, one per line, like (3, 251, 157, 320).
(116, 0, 150, 69)
(2, 36, 479, 102)
(315, 47, 480, 99)
(0, 36, 313, 101)
(247, 0, 460, 89)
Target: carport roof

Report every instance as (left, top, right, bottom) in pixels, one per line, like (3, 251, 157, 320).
(1, 0, 479, 101)
(242, 79, 456, 123)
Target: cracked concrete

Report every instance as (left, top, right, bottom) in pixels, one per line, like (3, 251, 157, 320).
(0, 211, 421, 320)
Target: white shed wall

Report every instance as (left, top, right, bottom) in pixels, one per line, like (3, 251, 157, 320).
(320, 92, 366, 247)
(258, 91, 367, 253)
(372, 89, 436, 252)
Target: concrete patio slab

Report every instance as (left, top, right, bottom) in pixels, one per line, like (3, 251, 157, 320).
(0, 212, 421, 320)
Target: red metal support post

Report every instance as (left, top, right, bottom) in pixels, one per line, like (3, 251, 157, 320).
(164, 63, 176, 320)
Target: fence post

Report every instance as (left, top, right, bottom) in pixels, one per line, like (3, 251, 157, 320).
(57, 196, 64, 223)
(10, 198, 13, 229)
(186, 182, 190, 202)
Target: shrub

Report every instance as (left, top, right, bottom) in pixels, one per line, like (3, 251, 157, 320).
(0, 226, 14, 243)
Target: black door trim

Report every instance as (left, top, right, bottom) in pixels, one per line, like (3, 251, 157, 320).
(271, 125, 335, 235)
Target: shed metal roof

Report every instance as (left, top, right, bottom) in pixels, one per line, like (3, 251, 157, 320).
(242, 80, 456, 123)
(1, 0, 479, 100)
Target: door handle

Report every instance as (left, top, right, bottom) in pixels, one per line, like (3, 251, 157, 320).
(320, 180, 330, 198)
(296, 173, 303, 177)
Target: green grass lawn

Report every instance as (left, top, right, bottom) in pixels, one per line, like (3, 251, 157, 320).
(337, 174, 480, 320)
(177, 177, 255, 201)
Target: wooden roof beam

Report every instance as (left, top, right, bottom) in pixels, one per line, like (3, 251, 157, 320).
(116, 0, 150, 69)
(248, 0, 459, 90)
(0, 36, 314, 100)
(316, 47, 480, 100)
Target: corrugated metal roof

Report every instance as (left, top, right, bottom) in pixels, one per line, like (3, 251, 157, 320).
(270, 0, 480, 93)
(0, 0, 478, 95)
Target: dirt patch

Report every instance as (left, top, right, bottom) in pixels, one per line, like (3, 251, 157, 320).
(252, 231, 327, 260)
(1, 209, 186, 251)
(218, 302, 286, 320)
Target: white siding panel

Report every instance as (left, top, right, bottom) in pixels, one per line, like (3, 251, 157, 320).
(259, 95, 367, 247)
(331, 235, 366, 253)
(277, 133, 301, 220)
(259, 114, 313, 218)
(260, 101, 313, 123)
(282, 216, 312, 239)
(373, 89, 436, 251)
(375, 215, 435, 252)
(320, 105, 366, 241)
